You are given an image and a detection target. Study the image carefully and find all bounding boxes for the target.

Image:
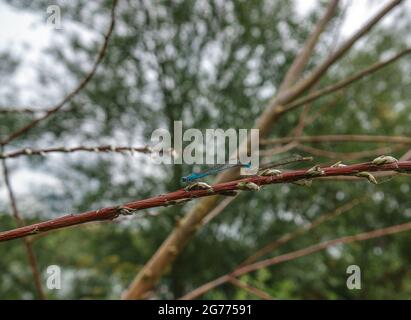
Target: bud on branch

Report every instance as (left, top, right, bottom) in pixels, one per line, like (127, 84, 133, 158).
(0, 159, 410, 243)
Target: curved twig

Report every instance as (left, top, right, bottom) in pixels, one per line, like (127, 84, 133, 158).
(181, 219, 411, 299)
(240, 196, 368, 266)
(0, 0, 118, 146)
(0, 107, 57, 114)
(1, 152, 45, 299)
(280, 47, 411, 114)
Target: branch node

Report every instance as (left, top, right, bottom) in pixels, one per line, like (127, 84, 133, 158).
(236, 182, 260, 191)
(356, 171, 378, 184)
(184, 182, 214, 192)
(116, 206, 137, 216)
(30, 226, 40, 235)
(372, 155, 398, 166)
(331, 161, 347, 167)
(259, 169, 283, 176)
(143, 145, 153, 153)
(306, 164, 325, 177)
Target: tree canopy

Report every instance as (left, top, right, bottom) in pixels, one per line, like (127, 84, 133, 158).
(1, 0, 411, 299)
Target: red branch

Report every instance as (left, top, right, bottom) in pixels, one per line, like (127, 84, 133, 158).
(1, 160, 410, 243)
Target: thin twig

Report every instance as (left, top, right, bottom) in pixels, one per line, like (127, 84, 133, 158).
(241, 196, 368, 266)
(1, 160, 410, 243)
(278, 0, 340, 91)
(0, 107, 56, 114)
(202, 196, 238, 225)
(400, 149, 411, 161)
(261, 134, 411, 146)
(0, 145, 154, 159)
(281, 47, 411, 114)
(290, 0, 404, 99)
(270, 89, 317, 156)
(0, 0, 118, 146)
(1, 151, 46, 299)
(294, 144, 406, 160)
(256, 0, 404, 137)
(227, 277, 274, 300)
(181, 219, 411, 300)
(267, 94, 342, 157)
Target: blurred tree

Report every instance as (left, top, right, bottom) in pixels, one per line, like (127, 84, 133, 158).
(1, 0, 411, 299)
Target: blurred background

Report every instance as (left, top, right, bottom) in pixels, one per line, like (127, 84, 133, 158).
(1, 0, 411, 299)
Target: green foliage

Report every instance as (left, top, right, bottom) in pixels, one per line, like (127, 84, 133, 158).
(1, 0, 411, 299)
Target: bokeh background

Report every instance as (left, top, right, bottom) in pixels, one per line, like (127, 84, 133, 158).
(1, 0, 411, 299)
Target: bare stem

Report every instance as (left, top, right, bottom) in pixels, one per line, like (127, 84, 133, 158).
(181, 219, 411, 300)
(228, 277, 274, 300)
(281, 48, 411, 114)
(1, 152, 46, 299)
(0, 145, 154, 159)
(261, 134, 411, 146)
(294, 144, 406, 160)
(1, 160, 410, 243)
(0, 107, 61, 114)
(241, 196, 368, 266)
